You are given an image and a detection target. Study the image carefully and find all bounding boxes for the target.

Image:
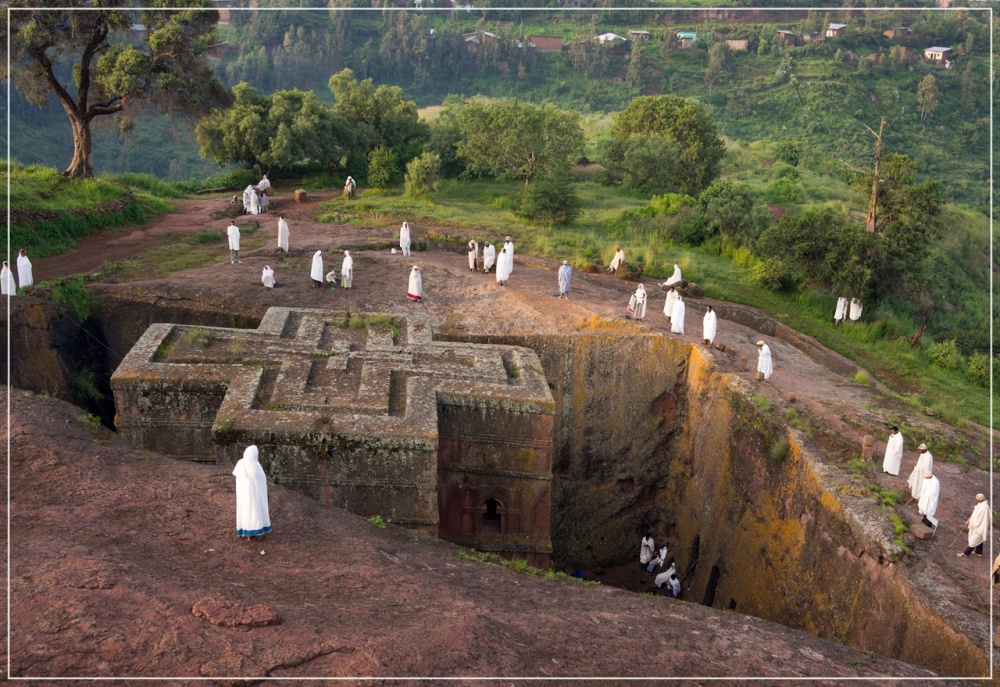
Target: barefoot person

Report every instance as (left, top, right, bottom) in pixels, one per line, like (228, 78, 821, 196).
(233, 444, 271, 538)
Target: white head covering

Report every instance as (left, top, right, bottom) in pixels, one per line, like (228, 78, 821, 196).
(233, 444, 271, 536)
(310, 251, 324, 281)
(261, 265, 275, 288)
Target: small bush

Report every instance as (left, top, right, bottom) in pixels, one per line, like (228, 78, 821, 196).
(748, 256, 798, 292)
(773, 162, 799, 180)
(853, 370, 870, 385)
(770, 437, 790, 462)
(70, 370, 103, 403)
(670, 214, 708, 245)
(74, 413, 103, 430)
(967, 351, 989, 387)
(366, 514, 388, 529)
(752, 394, 771, 411)
(928, 339, 962, 370)
(183, 229, 225, 245)
(772, 140, 802, 166)
(50, 277, 93, 321)
(404, 152, 442, 201)
(367, 146, 398, 190)
(514, 173, 582, 226)
(764, 177, 804, 205)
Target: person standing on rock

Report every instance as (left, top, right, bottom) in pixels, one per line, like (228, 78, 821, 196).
(407, 265, 423, 301)
(670, 293, 685, 334)
(482, 242, 496, 273)
(277, 216, 290, 253)
(261, 265, 275, 289)
(341, 250, 353, 289)
(557, 260, 572, 299)
(907, 443, 934, 500)
(227, 222, 241, 264)
(233, 444, 271, 538)
(608, 246, 625, 273)
(917, 471, 940, 527)
(503, 236, 515, 273)
(702, 305, 716, 345)
(496, 248, 511, 286)
(957, 493, 990, 557)
(310, 250, 324, 288)
(756, 340, 773, 381)
(882, 426, 904, 476)
(400, 221, 412, 257)
(1, 262, 16, 296)
(468, 240, 478, 271)
(17, 249, 33, 289)
(639, 532, 655, 570)
(629, 283, 647, 321)
(663, 285, 678, 324)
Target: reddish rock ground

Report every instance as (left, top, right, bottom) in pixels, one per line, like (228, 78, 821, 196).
(6, 392, 963, 683)
(14, 184, 997, 682)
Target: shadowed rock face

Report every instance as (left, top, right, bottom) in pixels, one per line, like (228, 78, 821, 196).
(7, 391, 961, 682)
(110, 307, 555, 566)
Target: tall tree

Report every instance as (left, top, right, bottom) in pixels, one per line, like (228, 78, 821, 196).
(917, 73, 939, 121)
(604, 95, 725, 196)
(3, 0, 227, 178)
(455, 98, 583, 189)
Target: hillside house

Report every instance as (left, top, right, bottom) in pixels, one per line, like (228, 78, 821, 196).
(594, 32, 627, 45)
(883, 26, 912, 40)
(628, 30, 652, 41)
(776, 30, 798, 47)
(724, 38, 749, 51)
(525, 35, 565, 52)
(211, 0, 231, 24)
(677, 30, 697, 48)
(924, 46, 953, 64)
(825, 23, 847, 38)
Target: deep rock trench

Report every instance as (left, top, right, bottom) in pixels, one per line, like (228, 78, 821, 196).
(5, 292, 989, 677)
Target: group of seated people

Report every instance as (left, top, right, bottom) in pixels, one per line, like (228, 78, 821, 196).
(639, 532, 681, 598)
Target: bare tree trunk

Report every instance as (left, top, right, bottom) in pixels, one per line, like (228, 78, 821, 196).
(909, 320, 926, 348)
(864, 117, 885, 233)
(64, 114, 95, 179)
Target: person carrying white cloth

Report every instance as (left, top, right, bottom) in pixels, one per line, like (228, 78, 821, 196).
(629, 283, 647, 321)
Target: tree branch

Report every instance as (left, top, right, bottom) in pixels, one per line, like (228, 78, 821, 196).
(86, 100, 125, 120)
(36, 51, 81, 120)
(77, 21, 110, 113)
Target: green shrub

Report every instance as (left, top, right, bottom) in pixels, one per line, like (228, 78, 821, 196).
(928, 339, 962, 370)
(404, 152, 442, 201)
(770, 437, 790, 462)
(367, 146, 398, 190)
(764, 177, 804, 205)
(670, 214, 708, 245)
(366, 515, 388, 529)
(109, 172, 187, 198)
(515, 173, 582, 226)
(183, 229, 225, 245)
(748, 256, 798, 291)
(967, 351, 989, 387)
(853, 370, 870, 385)
(773, 162, 799, 180)
(50, 277, 92, 321)
(772, 140, 802, 166)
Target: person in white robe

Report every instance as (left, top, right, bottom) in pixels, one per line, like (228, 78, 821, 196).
(654, 564, 676, 591)
(259, 191, 269, 213)
(258, 175, 270, 194)
(756, 340, 773, 380)
(639, 533, 655, 569)
(503, 236, 514, 273)
(646, 544, 669, 573)
(849, 298, 863, 322)
(277, 217, 289, 252)
(344, 176, 356, 200)
(702, 305, 716, 344)
(261, 265, 275, 288)
(608, 246, 625, 273)
(557, 260, 572, 299)
(407, 265, 423, 301)
(665, 263, 682, 286)
(496, 248, 511, 286)
(468, 240, 478, 271)
(341, 250, 353, 289)
(663, 286, 678, 323)
(233, 444, 271, 538)
(325, 269, 338, 287)
(400, 222, 412, 257)
(834, 296, 847, 324)
(959, 494, 990, 557)
(482, 242, 496, 272)
(0, 262, 15, 296)
(670, 294, 685, 334)
(630, 284, 647, 320)
(17, 249, 33, 289)
(882, 426, 903, 476)
(242, 185, 254, 214)
(310, 250, 324, 288)
(907, 444, 934, 499)
(227, 222, 241, 264)
(917, 471, 940, 527)
(248, 189, 260, 215)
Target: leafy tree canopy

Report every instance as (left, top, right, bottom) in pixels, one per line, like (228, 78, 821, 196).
(196, 83, 354, 174)
(698, 179, 770, 246)
(3, 0, 227, 178)
(453, 98, 584, 188)
(604, 95, 725, 196)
